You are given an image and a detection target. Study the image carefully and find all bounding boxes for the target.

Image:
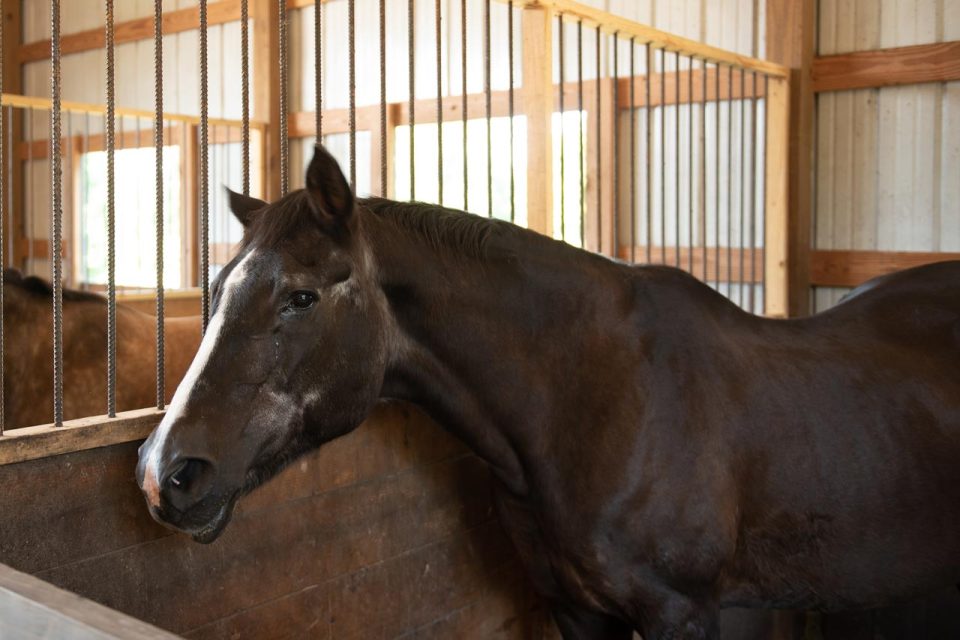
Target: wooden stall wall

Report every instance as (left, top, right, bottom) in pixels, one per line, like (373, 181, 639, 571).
(814, 0, 960, 310)
(0, 404, 549, 639)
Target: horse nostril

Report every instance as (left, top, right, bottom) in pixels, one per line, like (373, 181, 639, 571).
(164, 458, 210, 495)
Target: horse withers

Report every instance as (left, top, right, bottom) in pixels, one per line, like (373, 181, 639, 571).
(136, 146, 960, 639)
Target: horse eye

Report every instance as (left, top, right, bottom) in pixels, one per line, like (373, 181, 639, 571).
(288, 290, 318, 310)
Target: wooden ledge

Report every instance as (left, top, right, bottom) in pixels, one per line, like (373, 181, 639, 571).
(0, 563, 178, 639)
(0, 408, 164, 466)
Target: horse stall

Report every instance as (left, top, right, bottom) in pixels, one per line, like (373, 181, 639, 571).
(0, 0, 957, 638)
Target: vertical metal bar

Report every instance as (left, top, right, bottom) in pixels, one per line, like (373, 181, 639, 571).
(659, 48, 665, 263)
(508, 1, 516, 222)
(750, 71, 758, 313)
(714, 63, 720, 289)
(104, 0, 116, 419)
(577, 19, 583, 246)
(461, 0, 467, 210)
(26, 108, 32, 270)
(629, 38, 635, 264)
(558, 14, 565, 240)
(241, 0, 250, 195)
(701, 58, 707, 282)
(739, 67, 746, 308)
(435, 0, 443, 204)
(200, 0, 210, 329)
(0, 5, 4, 435)
(408, 0, 415, 200)
(4, 106, 10, 273)
(379, 0, 386, 196)
(277, 0, 288, 196)
(762, 74, 768, 309)
(314, 0, 322, 144)
(348, 0, 356, 189)
(595, 25, 601, 252)
(52, 0, 65, 426)
(726, 65, 733, 300)
(612, 33, 619, 258)
(687, 56, 694, 273)
(484, 0, 492, 217)
(673, 51, 679, 269)
(645, 43, 652, 264)
(154, 0, 165, 409)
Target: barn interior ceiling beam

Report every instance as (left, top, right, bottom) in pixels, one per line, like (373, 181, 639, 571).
(813, 40, 960, 93)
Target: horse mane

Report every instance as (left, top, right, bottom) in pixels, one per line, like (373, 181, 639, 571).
(242, 190, 518, 260)
(3, 268, 106, 304)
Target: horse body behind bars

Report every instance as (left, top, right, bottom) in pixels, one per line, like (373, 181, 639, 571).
(2, 270, 200, 429)
(136, 147, 960, 639)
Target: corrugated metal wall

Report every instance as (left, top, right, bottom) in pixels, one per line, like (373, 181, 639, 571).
(814, 0, 960, 309)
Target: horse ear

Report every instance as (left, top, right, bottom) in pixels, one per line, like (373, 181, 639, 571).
(305, 145, 355, 235)
(226, 188, 267, 227)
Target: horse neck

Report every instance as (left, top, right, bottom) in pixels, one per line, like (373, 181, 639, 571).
(365, 208, 632, 495)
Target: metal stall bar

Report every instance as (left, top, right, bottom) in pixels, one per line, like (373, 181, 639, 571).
(714, 63, 720, 290)
(687, 55, 694, 273)
(558, 14, 565, 240)
(700, 58, 707, 282)
(739, 67, 746, 308)
(200, 0, 210, 328)
(594, 25, 600, 251)
(461, 0, 468, 210)
(726, 65, 733, 299)
(629, 37, 635, 264)
(154, 0, 165, 409)
(380, 0, 387, 196)
(645, 43, 652, 264)
(485, 0, 492, 217)
(749, 71, 758, 313)
(315, 0, 322, 145)
(576, 19, 583, 245)
(673, 51, 679, 269)
(436, 0, 443, 204)
(242, 0, 250, 194)
(611, 32, 619, 256)
(348, 0, 356, 188)
(104, 0, 116, 418)
(509, 1, 516, 222)
(0, 0, 5, 435)
(408, 0, 415, 200)
(277, 0, 288, 196)
(659, 47, 665, 263)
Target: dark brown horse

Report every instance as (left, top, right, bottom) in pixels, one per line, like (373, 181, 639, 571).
(3, 270, 201, 428)
(137, 146, 960, 639)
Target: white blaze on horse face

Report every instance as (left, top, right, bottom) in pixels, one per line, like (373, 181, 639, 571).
(145, 249, 259, 480)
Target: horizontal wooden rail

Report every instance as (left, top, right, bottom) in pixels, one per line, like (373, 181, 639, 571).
(289, 71, 768, 137)
(810, 250, 960, 287)
(500, 0, 787, 78)
(0, 564, 178, 639)
(2, 92, 263, 129)
(0, 408, 163, 466)
(813, 41, 960, 92)
(617, 246, 763, 284)
(19, 0, 242, 63)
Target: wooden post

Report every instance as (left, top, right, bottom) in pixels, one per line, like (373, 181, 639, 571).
(522, 6, 553, 238)
(370, 104, 398, 199)
(251, 0, 281, 201)
(182, 123, 199, 288)
(764, 75, 790, 318)
(767, 0, 815, 316)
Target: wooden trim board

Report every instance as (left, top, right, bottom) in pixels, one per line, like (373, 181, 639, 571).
(813, 41, 960, 93)
(0, 563, 178, 639)
(810, 250, 960, 287)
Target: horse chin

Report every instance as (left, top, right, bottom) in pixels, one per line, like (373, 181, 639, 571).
(190, 492, 239, 544)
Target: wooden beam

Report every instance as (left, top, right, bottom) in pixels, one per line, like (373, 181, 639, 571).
(502, 0, 788, 78)
(810, 250, 960, 287)
(18, 1, 243, 64)
(764, 75, 790, 318)
(813, 41, 960, 93)
(616, 245, 763, 284)
(766, 0, 815, 317)
(0, 407, 162, 466)
(522, 6, 554, 238)
(0, 563, 178, 639)
(252, 0, 281, 201)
